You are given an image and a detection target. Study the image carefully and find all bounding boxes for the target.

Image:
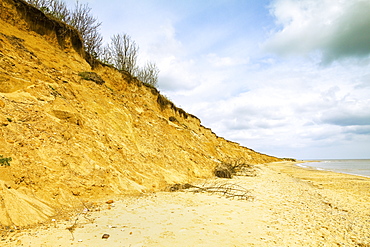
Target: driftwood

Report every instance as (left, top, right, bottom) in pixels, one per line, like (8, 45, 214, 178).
(66, 200, 96, 240)
(169, 158, 258, 200)
(169, 182, 253, 201)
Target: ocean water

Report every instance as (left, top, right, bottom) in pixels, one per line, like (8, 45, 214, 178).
(297, 159, 370, 178)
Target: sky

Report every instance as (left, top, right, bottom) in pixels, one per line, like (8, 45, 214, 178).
(63, 0, 370, 160)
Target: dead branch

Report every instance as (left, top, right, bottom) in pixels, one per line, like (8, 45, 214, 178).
(169, 182, 253, 201)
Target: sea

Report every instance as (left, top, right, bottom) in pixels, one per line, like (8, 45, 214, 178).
(296, 159, 370, 178)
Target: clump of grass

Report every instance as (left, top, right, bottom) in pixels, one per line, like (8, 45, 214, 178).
(0, 155, 12, 166)
(169, 116, 178, 122)
(156, 94, 190, 119)
(157, 94, 173, 110)
(78, 72, 105, 85)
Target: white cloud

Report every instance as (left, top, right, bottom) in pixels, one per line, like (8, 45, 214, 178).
(146, 21, 183, 59)
(320, 102, 370, 126)
(264, 0, 370, 64)
(158, 56, 200, 91)
(175, 57, 370, 159)
(206, 53, 249, 68)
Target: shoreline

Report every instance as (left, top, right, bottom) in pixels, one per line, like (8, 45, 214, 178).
(297, 163, 370, 179)
(294, 160, 370, 179)
(266, 161, 370, 208)
(2, 161, 370, 246)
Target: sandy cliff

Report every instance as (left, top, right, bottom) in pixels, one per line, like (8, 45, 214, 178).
(0, 0, 280, 227)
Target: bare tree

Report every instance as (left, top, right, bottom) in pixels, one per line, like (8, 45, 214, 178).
(47, 0, 70, 22)
(107, 33, 138, 75)
(69, 1, 103, 57)
(25, 0, 103, 58)
(100, 45, 113, 66)
(83, 27, 103, 58)
(136, 61, 159, 87)
(26, 0, 70, 22)
(25, 0, 49, 9)
(26, 0, 160, 82)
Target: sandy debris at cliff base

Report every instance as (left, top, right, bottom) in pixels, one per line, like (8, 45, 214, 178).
(2, 162, 370, 246)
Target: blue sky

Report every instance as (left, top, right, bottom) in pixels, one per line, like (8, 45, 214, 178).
(64, 0, 370, 160)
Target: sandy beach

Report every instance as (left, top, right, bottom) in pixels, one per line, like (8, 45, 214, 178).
(2, 161, 370, 246)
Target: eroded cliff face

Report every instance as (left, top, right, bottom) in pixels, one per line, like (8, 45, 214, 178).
(0, 0, 281, 227)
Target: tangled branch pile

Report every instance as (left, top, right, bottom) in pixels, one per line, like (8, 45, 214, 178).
(169, 182, 253, 201)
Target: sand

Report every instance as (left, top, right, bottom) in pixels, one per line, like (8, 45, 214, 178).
(2, 161, 370, 246)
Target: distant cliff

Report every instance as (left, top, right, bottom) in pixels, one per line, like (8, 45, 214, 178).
(0, 0, 281, 227)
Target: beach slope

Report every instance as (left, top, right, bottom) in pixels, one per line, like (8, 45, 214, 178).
(3, 161, 369, 246)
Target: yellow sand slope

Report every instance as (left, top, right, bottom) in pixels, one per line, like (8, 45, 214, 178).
(0, 0, 280, 227)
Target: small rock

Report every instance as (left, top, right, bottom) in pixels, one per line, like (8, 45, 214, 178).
(102, 234, 110, 239)
(106, 200, 114, 204)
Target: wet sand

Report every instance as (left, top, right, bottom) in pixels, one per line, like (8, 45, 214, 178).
(2, 161, 370, 246)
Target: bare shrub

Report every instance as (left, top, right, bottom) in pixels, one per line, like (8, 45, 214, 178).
(48, 0, 70, 22)
(214, 163, 233, 178)
(106, 33, 138, 75)
(25, 0, 50, 9)
(26, 0, 70, 22)
(215, 158, 260, 178)
(100, 45, 113, 66)
(136, 61, 159, 87)
(83, 28, 103, 58)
